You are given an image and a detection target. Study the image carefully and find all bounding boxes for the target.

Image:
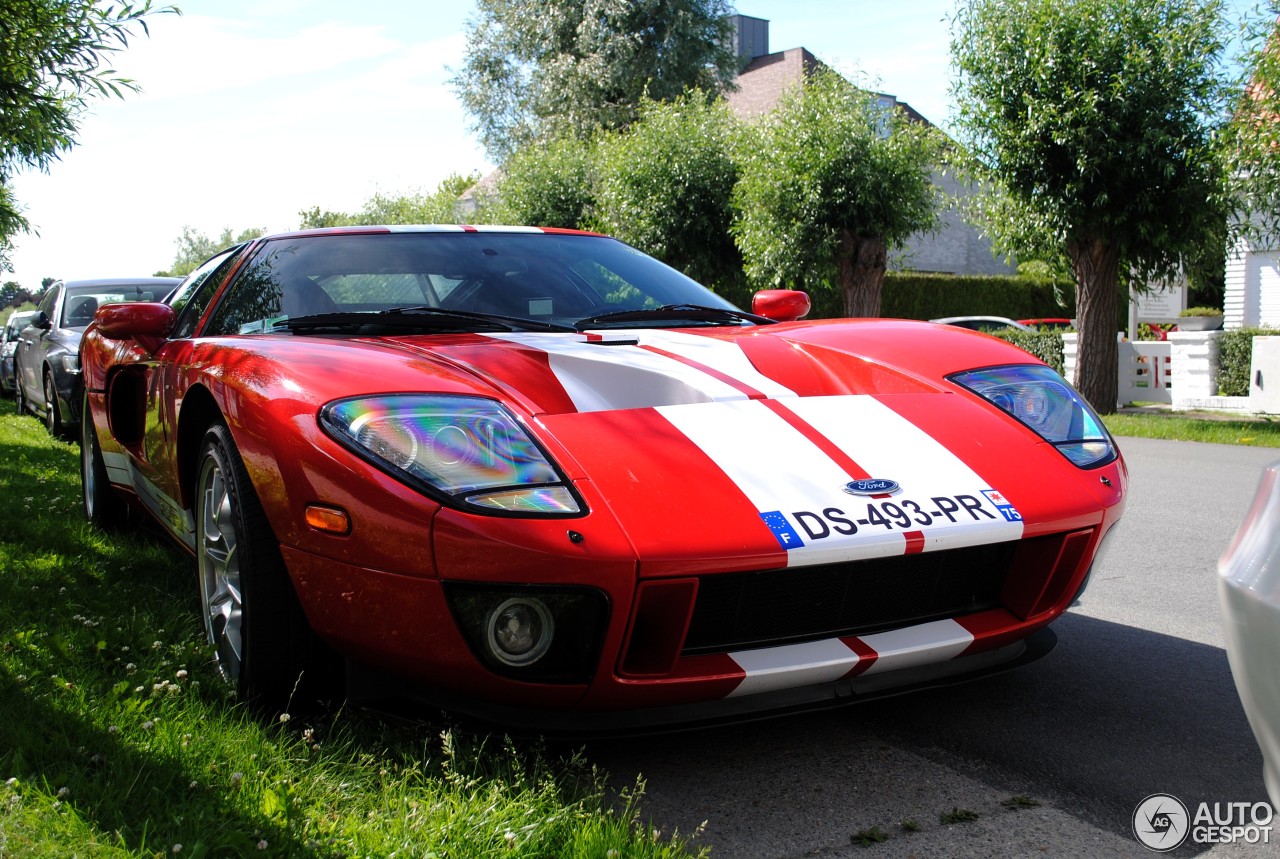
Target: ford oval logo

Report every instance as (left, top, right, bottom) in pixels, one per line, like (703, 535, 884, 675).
(843, 478, 901, 496)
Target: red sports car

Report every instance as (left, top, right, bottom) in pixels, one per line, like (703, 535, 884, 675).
(79, 226, 1126, 728)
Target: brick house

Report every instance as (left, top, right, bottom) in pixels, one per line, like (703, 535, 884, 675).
(724, 15, 1015, 277)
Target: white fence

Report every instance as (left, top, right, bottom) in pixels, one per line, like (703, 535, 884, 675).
(1063, 331, 1257, 412)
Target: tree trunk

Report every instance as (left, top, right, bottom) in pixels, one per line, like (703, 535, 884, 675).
(1066, 236, 1122, 415)
(837, 230, 887, 317)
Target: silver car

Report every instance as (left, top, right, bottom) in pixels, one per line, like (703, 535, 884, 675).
(1, 310, 38, 396)
(1219, 462, 1280, 807)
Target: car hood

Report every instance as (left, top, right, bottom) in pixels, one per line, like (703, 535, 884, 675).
(380, 320, 1010, 415)
(374, 322, 1123, 573)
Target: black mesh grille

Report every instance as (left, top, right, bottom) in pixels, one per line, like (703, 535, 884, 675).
(681, 541, 1018, 655)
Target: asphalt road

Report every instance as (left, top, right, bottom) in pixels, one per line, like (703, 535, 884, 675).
(589, 437, 1280, 858)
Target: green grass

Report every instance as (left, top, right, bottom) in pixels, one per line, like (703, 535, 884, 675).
(1103, 411, 1280, 447)
(0, 398, 705, 859)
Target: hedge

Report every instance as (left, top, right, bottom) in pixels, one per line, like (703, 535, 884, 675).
(988, 329, 1066, 376)
(1218, 328, 1276, 396)
(800, 271, 1084, 324)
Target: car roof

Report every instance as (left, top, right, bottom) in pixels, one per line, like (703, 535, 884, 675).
(62, 277, 182, 289)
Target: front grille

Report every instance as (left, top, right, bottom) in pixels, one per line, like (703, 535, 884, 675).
(681, 541, 1017, 655)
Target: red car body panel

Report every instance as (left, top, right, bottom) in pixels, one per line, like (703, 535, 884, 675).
(80, 227, 1126, 726)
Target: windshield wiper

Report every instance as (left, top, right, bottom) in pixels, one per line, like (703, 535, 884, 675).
(283, 307, 575, 335)
(383, 306, 576, 332)
(575, 304, 773, 330)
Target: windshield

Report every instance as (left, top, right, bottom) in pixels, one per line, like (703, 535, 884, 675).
(62, 284, 169, 329)
(202, 230, 743, 336)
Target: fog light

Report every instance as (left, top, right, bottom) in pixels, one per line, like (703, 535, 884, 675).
(486, 598, 553, 666)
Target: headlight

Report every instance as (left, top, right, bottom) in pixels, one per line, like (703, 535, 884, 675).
(949, 365, 1116, 468)
(320, 394, 584, 516)
(60, 352, 81, 373)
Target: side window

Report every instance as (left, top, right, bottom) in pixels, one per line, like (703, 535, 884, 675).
(170, 248, 246, 339)
(37, 284, 60, 320)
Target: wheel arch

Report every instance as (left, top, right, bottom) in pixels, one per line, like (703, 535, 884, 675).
(177, 383, 224, 510)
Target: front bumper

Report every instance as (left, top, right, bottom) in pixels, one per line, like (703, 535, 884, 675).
(347, 627, 1056, 734)
(283, 519, 1099, 728)
(1219, 462, 1280, 807)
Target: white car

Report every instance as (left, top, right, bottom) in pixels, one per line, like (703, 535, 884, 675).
(1, 310, 38, 397)
(929, 315, 1033, 333)
(1219, 462, 1280, 807)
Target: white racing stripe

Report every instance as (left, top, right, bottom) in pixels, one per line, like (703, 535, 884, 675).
(775, 396, 1025, 551)
(484, 331, 796, 412)
(858, 619, 975, 675)
(724, 618, 976, 697)
(659, 394, 1023, 565)
(657, 399, 910, 564)
(638, 330, 797, 399)
(727, 638, 863, 697)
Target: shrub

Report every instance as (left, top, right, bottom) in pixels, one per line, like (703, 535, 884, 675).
(1180, 306, 1223, 317)
(989, 329, 1066, 375)
(1218, 327, 1277, 396)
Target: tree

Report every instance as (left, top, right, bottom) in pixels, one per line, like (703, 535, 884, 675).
(1, 0, 175, 269)
(592, 92, 746, 299)
(299, 173, 481, 229)
(732, 67, 943, 318)
(161, 226, 266, 277)
(452, 0, 739, 162)
(483, 135, 596, 229)
(951, 0, 1233, 413)
(0, 281, 23, 307)
(296, 206, 361, 229)
(1225, 5, 1280, 243)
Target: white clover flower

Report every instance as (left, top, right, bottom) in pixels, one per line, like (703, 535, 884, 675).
(107, 726, 119, 734)
(56, 787, 68, 798)
(125, 663, 136, 672)
(141, 721, 154, 731)
(230, 772, 244, 786)
(152, 641, 162, 650)
(175, 669, 188, 680)
(504, 831, 516, 847)
(189, 780, 198, 789)
(172, 844, 182, 854)
(278, 713, 290, 724)
(4, 777, 16, 786)
(256, 839, 268, 850)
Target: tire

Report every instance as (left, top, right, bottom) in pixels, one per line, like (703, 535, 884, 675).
(44, 371, 64, 439)
(13, 374, 25, 415)
(195, 423, 341, 713)
(81, 390, 128, 530)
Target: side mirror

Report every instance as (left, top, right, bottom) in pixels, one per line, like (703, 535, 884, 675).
(94, 302, 175, 351)
(751, 289, 811, 322)
(33, 311, 51, 330)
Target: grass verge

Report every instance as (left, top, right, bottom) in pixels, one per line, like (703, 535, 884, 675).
(1103, 411, 1280, 447)
(0, 398, 705, 859)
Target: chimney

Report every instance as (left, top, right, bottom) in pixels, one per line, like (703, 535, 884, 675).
(730, 15, 769, 66)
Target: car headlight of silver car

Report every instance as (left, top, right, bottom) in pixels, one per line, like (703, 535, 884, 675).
(949, 365, 1116, 468)
(320, 394, 584, 516)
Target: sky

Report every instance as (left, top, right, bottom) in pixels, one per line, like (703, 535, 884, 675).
(2, 0, 1253, 291)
